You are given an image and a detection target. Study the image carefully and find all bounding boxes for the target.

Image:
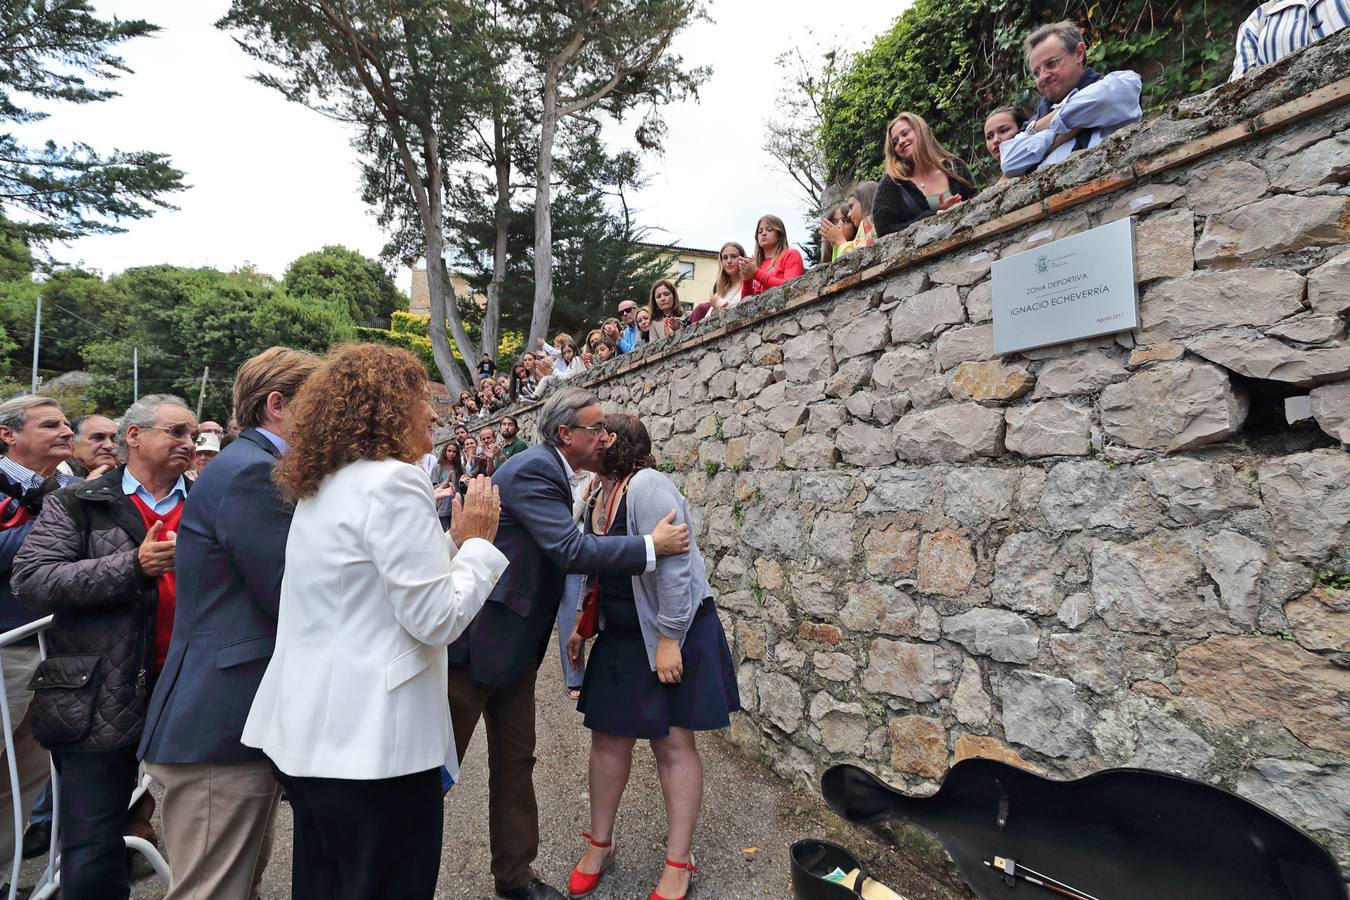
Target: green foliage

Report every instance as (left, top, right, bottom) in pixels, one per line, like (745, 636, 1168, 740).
(820, 0, 1243, 186)
(730, 456, 750, 473)
(703, 460, 720, 478)
(1316, 570, 1350, 591)
(0, 2, 184, 262)
(283, 245, 405, 325)
(656, 459, 677, 473)
(731, 499, 745, 526)
(359, 311, 524, 378)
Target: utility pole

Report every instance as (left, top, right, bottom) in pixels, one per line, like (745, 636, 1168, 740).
(29, 296, 42, 393)
(133, 346, 139, 401)
(196, 365, 209, 419)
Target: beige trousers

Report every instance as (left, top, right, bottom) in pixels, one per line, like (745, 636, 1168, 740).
(0, 644, 49, 869)
(145, 759, 281, 900)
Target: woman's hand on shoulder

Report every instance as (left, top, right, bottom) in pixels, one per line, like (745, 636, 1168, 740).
(450, 475, 500, 546)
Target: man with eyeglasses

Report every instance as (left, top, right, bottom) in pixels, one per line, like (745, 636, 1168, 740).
(999, 20, 1142, 178)
(13, 394, 197, 898)
(616, 300, 642, 354)
(447, 387, 689, 900)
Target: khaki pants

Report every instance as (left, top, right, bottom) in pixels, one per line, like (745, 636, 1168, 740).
(0, 644, 49, 869)
(145, 759, 280, 900)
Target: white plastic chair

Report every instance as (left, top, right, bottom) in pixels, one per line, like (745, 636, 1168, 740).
(0, 616, 170, 899)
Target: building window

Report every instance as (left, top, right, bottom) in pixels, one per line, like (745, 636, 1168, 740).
(676, 260, 696, 280)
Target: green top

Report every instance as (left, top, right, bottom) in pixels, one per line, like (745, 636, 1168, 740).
(500, 438, 529, 460)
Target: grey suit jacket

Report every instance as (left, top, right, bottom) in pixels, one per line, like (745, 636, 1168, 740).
(447, 444, 648, 687)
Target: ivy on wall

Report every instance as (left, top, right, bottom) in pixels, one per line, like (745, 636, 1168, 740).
(820, 0, 1244, 187)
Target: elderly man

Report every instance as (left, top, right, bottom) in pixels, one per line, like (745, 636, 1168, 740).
(1230, 0, 1347, 79)
(447, 387, 689, 900)
(140, 348, 319, 900)
(190, 432, 221, 480)
(14, 394, 196, 900)
(0, 396, 75, 872)
(999, 20, 1142, 178)
(57, 414, 118, 479)
(616, 300, 641, 353)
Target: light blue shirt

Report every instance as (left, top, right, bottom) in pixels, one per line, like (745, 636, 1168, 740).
(0, 456, 77, 491)
(1231, 0, 1348, 80)
(999, 70, 1143, 177)
(618, 324, 641, 354)
(122, 467, 187, 516)
(256, 427, 288, 454)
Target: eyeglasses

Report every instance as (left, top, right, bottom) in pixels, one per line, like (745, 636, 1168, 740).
(1030, 53, 1068, 80)
(145, 425, 199, 443)
(570, 421, 608, 434)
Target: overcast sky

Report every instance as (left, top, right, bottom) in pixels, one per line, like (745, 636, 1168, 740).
(26, 1, 912, 293)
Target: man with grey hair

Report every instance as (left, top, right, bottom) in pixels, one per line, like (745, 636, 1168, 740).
(13, 394, 196, 898)
(57, 413, 119, 479)
(447, 386, 689, 900)
(999, 19, 1142, 177)
(0, 395, 75, 871)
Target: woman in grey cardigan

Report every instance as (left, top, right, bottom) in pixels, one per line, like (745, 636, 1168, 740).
(565, 414, 739, 900)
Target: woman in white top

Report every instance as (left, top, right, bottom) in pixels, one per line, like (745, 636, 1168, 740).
(685, 242, 748, 326)
(242, 343, 507, 899)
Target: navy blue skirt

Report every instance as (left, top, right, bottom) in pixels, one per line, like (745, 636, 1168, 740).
(577, 599, 741, 740)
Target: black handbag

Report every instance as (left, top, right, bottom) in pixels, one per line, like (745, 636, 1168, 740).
(820, 759, 1348, 900)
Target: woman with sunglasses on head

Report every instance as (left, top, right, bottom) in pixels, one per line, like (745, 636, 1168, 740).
(817, 203, 857, 264)
(565, 414, 738, 900)
(873, 111, 980, 238)
(740, 215, 805, 298)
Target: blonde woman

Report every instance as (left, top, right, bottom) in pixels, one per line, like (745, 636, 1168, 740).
(873, 111, 979, 238)
(686, 241, 749, 325)
(739, 215, 804, 298)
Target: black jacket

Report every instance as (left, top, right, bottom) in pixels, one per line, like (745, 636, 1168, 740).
(873, 158, 980, 238)
(12, 466, 189, 751)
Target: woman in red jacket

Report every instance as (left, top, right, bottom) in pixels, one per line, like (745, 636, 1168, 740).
(739, 214, 804, 297)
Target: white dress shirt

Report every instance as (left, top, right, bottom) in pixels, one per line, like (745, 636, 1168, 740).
(1230, 0, 1348, 79)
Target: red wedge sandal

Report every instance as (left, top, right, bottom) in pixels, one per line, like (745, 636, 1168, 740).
(648, 856, 699, 900)
(567, 831, 615, 899)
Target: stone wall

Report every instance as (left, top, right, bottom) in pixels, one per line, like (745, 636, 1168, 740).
(499, 32, 1350, 871)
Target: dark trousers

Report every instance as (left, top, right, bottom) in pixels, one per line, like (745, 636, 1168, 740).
(447, 664, 539, 894)
(51, 747, 139, 900)
(272, 764, 443, 900)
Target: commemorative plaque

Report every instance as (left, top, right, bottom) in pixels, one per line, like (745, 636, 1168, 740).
(991, 217, 1138, 355)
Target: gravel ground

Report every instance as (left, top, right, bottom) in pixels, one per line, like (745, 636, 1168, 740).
(17, 650, 964, 900)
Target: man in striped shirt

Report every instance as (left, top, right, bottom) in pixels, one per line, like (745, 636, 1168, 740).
(1230, 0, 1349, 80)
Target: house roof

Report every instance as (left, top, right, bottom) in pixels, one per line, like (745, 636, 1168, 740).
(636, 241, 722, 258)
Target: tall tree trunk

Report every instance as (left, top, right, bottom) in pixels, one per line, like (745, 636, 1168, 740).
(423, 131, 479, 392)
(482, 104, 509, 361)
(528, 69, 559, 347)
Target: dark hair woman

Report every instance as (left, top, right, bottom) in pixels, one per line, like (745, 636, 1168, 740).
(873, 111, 980, 238)
(244, 343, 505, 896)
(432, 440, 464, 531)
(984, 105, 1030, 182)
(647, 279, 686, 338)
(818, 203, 857, 264)
(739, 215, 805, 298)
(565, 414, 739, 900)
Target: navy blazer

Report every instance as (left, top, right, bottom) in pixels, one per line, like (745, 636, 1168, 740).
(447, 444, 647, 687)
(138, 429, 291, 765)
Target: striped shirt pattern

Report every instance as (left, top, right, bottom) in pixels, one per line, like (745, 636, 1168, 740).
(0, 455, 78, 492)
(1230, 0, 1349, 80)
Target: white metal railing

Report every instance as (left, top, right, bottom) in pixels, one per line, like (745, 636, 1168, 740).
(0, 615, 169, 899)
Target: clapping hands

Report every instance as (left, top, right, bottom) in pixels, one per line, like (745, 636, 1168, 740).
(450, 475, 500, 546)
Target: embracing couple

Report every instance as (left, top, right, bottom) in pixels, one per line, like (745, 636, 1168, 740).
(449, 386, 740, 900)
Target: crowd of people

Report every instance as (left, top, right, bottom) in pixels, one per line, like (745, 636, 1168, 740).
(0, 344, 737, 900)
(0, 10, 1341, 900)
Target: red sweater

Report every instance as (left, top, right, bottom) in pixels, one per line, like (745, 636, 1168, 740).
(129, 494, 182, 670)
(743, 248, 805, 297)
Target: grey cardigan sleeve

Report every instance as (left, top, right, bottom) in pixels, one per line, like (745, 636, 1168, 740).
(628, 470, 699, 642)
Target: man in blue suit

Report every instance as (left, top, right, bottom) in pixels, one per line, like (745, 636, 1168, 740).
(139, 347, 319, 899)
(448, 386, 689, 900)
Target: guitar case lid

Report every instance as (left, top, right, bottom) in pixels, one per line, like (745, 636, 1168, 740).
(821, 759, 1348, 900)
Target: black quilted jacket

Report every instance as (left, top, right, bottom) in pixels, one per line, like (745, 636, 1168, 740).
(11, 466, 188, 752)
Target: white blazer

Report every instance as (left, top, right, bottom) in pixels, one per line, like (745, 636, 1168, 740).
(242, 458, 507, 781)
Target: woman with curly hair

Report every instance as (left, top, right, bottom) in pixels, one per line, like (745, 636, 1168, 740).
(242, 343, 508, 898)
(565, 414, 739, 900)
